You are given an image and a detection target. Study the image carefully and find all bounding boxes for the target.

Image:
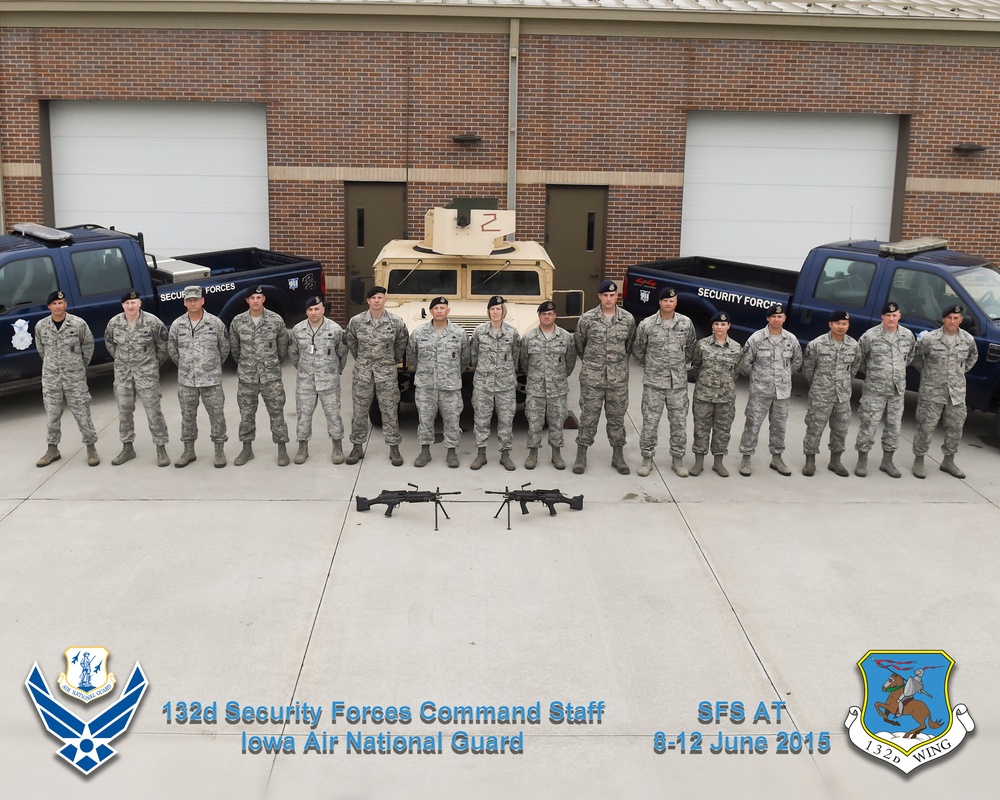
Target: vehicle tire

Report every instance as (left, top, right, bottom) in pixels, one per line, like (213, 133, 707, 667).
(994, 409, 1000, 442)
(369, 400, 383, 427)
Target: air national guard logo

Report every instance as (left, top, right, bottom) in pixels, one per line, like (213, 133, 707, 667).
(845, 650, 974, 773)
(639, 289, 651, 303)
(58, 647, 115, 702)
(25, 649, 148, 775)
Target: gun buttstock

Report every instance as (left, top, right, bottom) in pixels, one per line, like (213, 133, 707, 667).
(569, 495, 584, 511)
(356, 496, 372, 512)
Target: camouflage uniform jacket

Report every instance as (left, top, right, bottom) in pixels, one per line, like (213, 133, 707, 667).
(574, 305, 636, 387)
(168, 311, 229, 387)
(470, 321, 520, 393)
(633, 312, 696, 389)
(801, 333, 861, 404)
(911, 327, 978, 405)
(229, 309, 289, 384)
(35, 313, 94, 384)
(857, 324, 916, 396)
(105, 310, 169, 389)
(740, 328, 803, 400)
(288, 318, 349, 392)
(519, 325, 577, 398)
(407, 321, 471, 391)
(691, 335, 743, 403)
(345, 310, 408, 385)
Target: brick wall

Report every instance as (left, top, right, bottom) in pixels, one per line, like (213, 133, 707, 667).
(2, 25, 999, 320)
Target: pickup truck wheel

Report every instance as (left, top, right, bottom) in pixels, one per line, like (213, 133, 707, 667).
(369, 400, 383, 427)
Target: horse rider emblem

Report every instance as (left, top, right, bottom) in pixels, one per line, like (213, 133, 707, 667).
(845, 650, 975, 773)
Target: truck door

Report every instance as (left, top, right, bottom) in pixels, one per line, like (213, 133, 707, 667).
(0, 255, 60, 382)
(65, 245, 138, 361)
(346, 183, 406, 323)
(800, 254, 879, 342)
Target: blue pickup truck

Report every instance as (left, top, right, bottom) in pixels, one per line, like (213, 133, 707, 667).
(0, 223, 324, 392)
(623, 237, 1000, 433)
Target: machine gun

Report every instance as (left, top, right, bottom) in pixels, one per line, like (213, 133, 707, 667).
(355, 484, 461, 531)
(485, 483, 584, 530)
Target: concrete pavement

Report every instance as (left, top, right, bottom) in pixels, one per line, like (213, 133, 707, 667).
(1, 360, 996, 799)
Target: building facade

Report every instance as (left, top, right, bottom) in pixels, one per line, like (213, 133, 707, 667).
(2, 1, 999, 320)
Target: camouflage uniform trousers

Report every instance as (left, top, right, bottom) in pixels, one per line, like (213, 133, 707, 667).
(351, 375, 402, 446)
(415, 386, 463, 448)
(525, 394, 569, 449)
(237, 380, 289, 444)
(739, 393, 789, 456)
(854, 392, 904, 453)
(178, 384, 228, 444)
(296, 386, 344, 443)
(692, 398, 736, 456)
(472, 384, 516, 451)
(912, 398, 967, 457)
(115, 377, 168, 445)
(43, 381, 98, 446)
(639, 385, 689, 459)
(803, 398, 852, 455)
(576, 382, 628, 448)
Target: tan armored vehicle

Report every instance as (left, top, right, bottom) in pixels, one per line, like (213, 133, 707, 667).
(350, 199, 582, 411)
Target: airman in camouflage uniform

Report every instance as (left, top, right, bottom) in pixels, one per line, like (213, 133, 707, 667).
(345, 285, 409, 467)
(800, 310, 861, 477)
(633, 286, 697, 478)
(738, 304, 803, 476)
(229, 286, 291, 466)
(34, 290, 100, 467)
(910, 304, 978, 479)
(573, 280, 637, 474)
(168, 285, 230, 468)
(519, 300, 577, 470)
(853, 302, 916, 478)
(689, 312, 743, 477)
(288, 296, 349, 465)
(407, 296, 471, 468)
(469, 295, 520, 471)
(105, 290, 170, 467)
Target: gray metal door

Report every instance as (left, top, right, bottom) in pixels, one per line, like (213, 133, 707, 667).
(545, 186, 607, 312)
(345, 183, 406, 321)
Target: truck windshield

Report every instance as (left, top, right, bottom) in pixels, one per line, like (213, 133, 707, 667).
(956, 264, 1000, 320)
(471, 270, 540, 296)
(387, 269, 457, 295)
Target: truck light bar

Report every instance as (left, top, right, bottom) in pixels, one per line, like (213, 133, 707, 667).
(11, 223, 74, 244)
(879, 238, 948, 256)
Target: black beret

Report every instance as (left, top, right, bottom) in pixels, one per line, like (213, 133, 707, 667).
(429, 296, 449, 309)
(765, 303, 785, 317)
(942, 304, 964, 317)
(598, 280, 618, 294)
(658, 286, 678, 301)
(710, 312, 729, 324)
(304, 295, 325, 311)
(487, 295, 506, 309)
(121, 290, 141, 303)
(367, 285, 387, 299)
(46, 290, 66, 305)
(829, 310, 850, 322)
(537, 300, 556, 314)
(248, 285, 266, 297)
(881, 301, 900, 315)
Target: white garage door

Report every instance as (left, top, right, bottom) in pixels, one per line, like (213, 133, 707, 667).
(49, 101, 269, 255)
(681, 112, 899, 270)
